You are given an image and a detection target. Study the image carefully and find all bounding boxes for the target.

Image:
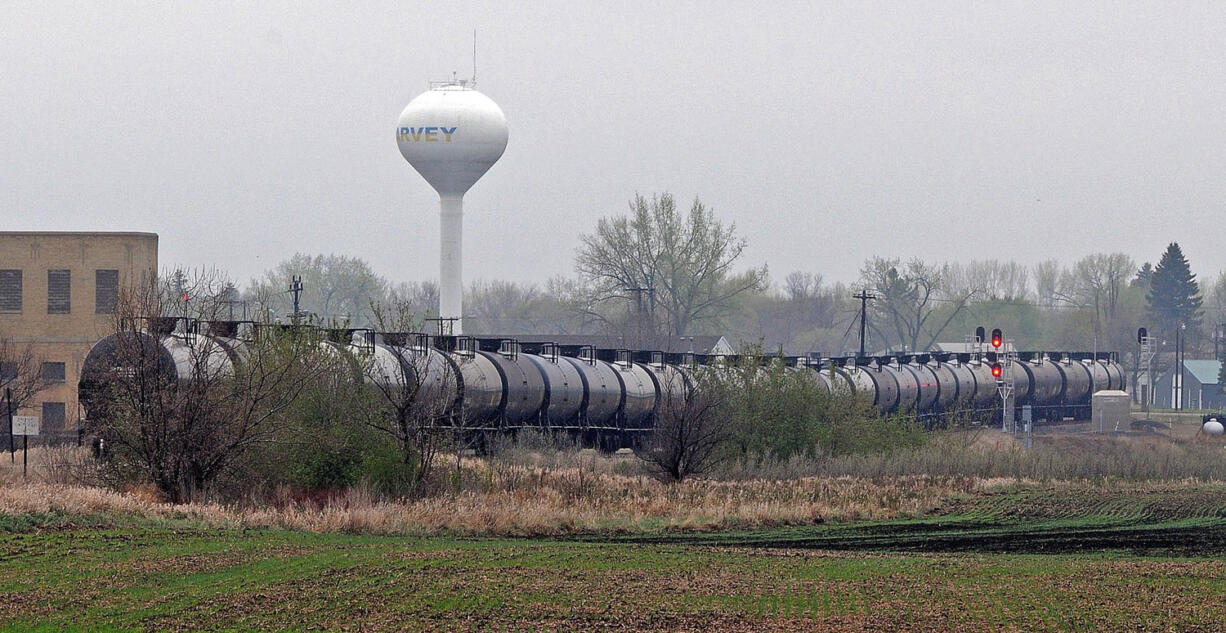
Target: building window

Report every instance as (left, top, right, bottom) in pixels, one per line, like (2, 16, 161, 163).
(96, 269, 119, 314)
(42, 402, 66, 433)
(0, 270, 21, 313)
(41, 362, 66, 383)
(0, 361, 16, 382)
(47, 269, 71, 314)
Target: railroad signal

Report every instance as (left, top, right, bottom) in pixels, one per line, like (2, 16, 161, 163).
(975, 326, 985, 344)
(991, 328, 1003, 349)
(1137, 327, 1147, 344)
(991, 362, 1003, 379)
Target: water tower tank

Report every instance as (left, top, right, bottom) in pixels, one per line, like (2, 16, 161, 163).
(397, 82, 508, 334)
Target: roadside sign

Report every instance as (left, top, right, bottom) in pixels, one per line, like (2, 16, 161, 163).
(11, 416, 39, 436)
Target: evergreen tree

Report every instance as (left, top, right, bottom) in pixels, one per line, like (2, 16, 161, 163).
(1146, 242, 1203, 336)
(1132, 262, 1154, 288)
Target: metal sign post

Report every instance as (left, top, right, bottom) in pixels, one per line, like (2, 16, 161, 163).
(5, 387, 12, 464)
(12, 416, 39, 478)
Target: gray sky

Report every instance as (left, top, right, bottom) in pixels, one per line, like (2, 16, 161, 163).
(4, 2, 1225, 289)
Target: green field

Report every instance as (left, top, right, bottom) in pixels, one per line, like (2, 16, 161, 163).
(5, 486, 1226, 632)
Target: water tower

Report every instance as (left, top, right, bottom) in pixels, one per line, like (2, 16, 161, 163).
(397, 80, 507, 334)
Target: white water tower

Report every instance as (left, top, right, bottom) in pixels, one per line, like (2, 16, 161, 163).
(397, 80, 507, 334)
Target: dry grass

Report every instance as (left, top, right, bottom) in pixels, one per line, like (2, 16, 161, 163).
(0, 446, 1001, 536)
(5, 428, 1223, 538)
(717, 427, 1226, 481)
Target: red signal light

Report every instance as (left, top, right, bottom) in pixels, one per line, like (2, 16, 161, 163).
(991, 363, 1003, 378)
(990, 328, 1003, 349)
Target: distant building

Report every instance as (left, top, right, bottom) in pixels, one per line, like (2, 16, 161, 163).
(0, 232, 158, 439)
(1152, 359, 1225, 410)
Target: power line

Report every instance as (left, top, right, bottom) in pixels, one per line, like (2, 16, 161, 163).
(924, 295, 1087, 310)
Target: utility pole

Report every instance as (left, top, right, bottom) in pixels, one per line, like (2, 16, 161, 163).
(290, 276, 303, 322)
(1177, 323, 1186, 411)
(174, 269, 188, 321)
(853, 290, 876, 357)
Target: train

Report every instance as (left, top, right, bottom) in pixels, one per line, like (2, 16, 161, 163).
(78, 319, 1126, 450)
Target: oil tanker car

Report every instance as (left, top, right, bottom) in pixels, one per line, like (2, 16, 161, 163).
(79, 321, 1125, 450)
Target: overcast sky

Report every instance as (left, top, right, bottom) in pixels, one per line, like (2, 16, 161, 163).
(3, 2, 1225, 290)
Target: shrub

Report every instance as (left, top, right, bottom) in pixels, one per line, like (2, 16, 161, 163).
(714, 354, 927, 464)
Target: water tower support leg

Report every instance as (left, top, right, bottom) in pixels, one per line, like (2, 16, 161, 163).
(439, 195, 464, 334)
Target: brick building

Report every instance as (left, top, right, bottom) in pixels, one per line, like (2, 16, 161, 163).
(0, 232, 158, 438)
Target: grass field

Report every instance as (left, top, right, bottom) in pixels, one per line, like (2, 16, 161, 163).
(6, 434, 1226, 631)
(5, 483, 1226, 632)
(4, 527, 1226, 632)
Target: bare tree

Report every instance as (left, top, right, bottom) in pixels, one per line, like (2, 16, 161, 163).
(83, 272, 329, 502)
(576, 192, 768, 345)
(783, 272, 838, 330)
(944, 260, 1031, 301)
(636, 371, 729, 482)
(387, 280, 439, 321)
(464, 279, 542, 333)
(1204, 272, 1226, 337)
(860, 257, 976, 352)
(1054, 253, 1137, 346)
(247, 253, 390, 325)
(1033, 260, 1063, 309)
(1, 329, 51, 450)
(0, 332, 50, 416)
(356, 301, 455, 494)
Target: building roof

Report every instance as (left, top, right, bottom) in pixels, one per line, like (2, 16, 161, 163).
(0, 231, 158, 238)
(932, 342, 978, 353)
(1183, 360, 1221, 385)
(476, 334, 733, 355)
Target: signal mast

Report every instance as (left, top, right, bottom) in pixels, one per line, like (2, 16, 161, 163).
(989, 328, 1016, 433)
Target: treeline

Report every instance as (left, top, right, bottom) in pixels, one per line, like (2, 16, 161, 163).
(239, 244, 1216, 362)
(212, 193, 1216, 394)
